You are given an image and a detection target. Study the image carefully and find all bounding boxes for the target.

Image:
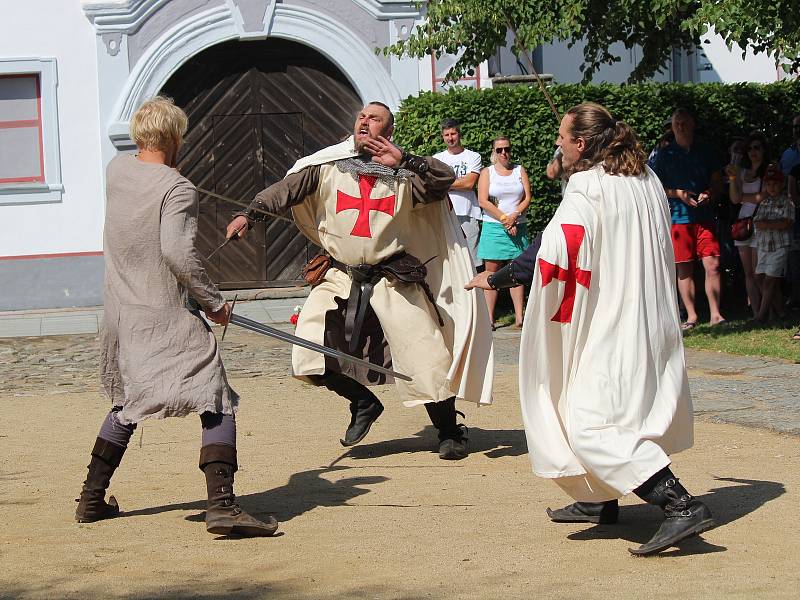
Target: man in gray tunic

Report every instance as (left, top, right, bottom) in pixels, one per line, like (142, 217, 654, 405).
(74, 97, 277, 537)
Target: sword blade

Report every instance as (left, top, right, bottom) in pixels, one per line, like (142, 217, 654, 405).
(229, 313, 412, 382)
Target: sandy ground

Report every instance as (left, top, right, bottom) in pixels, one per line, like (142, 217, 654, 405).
(1, 364, 798, 600)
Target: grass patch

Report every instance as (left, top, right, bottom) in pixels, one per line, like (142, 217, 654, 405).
(682, 320, 799, 362)
(495, 307, 799, 362)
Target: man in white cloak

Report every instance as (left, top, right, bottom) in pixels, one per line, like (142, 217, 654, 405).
(226, 102, 493, 460)
(467, 102, 714, 555)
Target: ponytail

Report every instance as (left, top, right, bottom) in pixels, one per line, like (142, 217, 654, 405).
(565, 103, 646, 177)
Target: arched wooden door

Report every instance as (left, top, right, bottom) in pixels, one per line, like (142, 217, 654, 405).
(161, 39, 363, 288)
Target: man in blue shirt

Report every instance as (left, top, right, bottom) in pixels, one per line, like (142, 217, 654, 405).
(779, 114, 800, 175)
(649, 108, 726, 329)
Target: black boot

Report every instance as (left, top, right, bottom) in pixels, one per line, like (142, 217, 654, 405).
(200, 444, 279, 537)
(319, 372, 384, 446)
(75, 437, 126, 523)
(547, 500, 619, 524)
(629, 469, 715, 556)
(425, 397, 468, 460)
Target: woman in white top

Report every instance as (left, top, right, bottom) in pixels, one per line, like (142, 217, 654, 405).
(476, 136, 532, 328)
(727, 132, 768, 316)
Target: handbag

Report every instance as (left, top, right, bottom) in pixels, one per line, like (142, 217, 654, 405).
(731, 216, 753, 241)
(300, 252, 331, 287)
(730, 177, 761, 242)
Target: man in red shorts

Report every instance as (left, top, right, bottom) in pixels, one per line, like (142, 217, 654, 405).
(650, 108, 726, 329)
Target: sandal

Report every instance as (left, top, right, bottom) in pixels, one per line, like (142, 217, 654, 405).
(680, 321, 697, 331)
(792, 329, 800, 341)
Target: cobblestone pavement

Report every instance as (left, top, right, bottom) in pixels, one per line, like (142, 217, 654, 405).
(2, 326, 798, 435)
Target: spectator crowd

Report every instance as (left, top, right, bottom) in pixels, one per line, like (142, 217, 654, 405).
(436, 111, 800, 342)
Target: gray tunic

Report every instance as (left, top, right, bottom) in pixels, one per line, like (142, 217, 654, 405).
(100, 154, 237, 425)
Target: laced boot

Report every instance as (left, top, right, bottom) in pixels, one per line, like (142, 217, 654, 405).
(425, 397, 468, 460)
(75, 438, 126, 523)
(629, 472, 715, 556)
(320, 373, 384, 446)
(547, 500, 619, 524)
(200, 444, 278, 537)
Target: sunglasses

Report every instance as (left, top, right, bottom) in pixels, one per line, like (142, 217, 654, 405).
(494, 146, 512, 154)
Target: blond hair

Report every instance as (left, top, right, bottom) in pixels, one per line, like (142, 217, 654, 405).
(489, 135, 511, 165)
(129, 96, 188, 152)
(565, 102, 646, 177)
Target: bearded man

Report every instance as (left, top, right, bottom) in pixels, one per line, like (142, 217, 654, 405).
(226, 102, 493, 460)
(467, 102, 715, 555)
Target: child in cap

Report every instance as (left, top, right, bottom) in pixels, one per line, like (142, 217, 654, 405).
(753, 164, 795, 322)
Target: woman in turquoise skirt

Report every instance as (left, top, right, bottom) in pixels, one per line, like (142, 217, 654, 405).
(477, 136, 532, 328)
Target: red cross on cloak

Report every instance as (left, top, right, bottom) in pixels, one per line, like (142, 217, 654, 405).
(336, 175, 396, 238)
(538, 223, 592, 323)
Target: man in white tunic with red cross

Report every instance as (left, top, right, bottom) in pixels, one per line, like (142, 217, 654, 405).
(467, 102, 715, 555)
(226, 102, 493, 460)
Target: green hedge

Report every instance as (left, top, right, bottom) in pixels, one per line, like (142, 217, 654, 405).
(394, 81, 800, 235)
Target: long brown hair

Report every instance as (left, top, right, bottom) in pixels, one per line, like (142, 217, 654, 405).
(565, 102, 646, 177)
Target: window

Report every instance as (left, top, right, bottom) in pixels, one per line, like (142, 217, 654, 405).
(0, 74, 45, 184)
(0, 58, 62, 204)
(431, 54, 481, 92)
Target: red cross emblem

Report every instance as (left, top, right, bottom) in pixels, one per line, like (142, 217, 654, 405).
(336, 175, 396, 238)
(539, 224, 592, 323)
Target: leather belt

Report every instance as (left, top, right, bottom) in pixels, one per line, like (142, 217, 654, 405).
(330, 252, 444, 354)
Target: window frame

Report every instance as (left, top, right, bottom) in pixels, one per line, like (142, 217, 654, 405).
(0, 58, 62, 205)
(430, 54, 482, 92)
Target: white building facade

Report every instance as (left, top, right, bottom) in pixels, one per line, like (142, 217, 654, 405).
(0, 1, 786, 310)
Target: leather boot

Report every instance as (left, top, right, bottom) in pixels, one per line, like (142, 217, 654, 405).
(200, 444, 278, 537)
(319, 372, 384, 446)
(75, 437, 126, 523)
(425, 397, 468, 460)
(547, 500, 619, 524)
(629, 472, 715, 556)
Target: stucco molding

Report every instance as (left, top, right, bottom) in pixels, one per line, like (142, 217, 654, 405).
(81, 0, 173, 33)
(104, 3, 401, 148)
(351, 0, 421, 20)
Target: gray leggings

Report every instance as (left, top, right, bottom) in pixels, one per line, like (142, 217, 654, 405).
(97, 407, 236, 449)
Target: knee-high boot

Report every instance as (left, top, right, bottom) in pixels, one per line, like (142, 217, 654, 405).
(200, 444, 278, 537)
(424, 397, 468, 460)
(629, 468, 715, 555)
(75, 438, 126, 523)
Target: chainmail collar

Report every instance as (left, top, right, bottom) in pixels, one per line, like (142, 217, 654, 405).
(335, 156, 413, 191)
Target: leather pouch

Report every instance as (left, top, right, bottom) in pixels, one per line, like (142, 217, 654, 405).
(301, 253, 331, 287)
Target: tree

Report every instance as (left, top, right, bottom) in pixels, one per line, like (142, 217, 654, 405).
(382, 1, 800, 84)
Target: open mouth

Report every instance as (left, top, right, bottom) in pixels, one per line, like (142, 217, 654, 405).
(356, 126, 369, 138)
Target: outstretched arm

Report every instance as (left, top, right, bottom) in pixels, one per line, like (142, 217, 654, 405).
(226, 165, 321, 239)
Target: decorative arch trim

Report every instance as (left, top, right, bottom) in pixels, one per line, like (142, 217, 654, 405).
(103, 3, 401, 147)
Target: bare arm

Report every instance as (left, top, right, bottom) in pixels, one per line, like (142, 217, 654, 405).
(756, 219, 792, 231)
(512, 166, 532, 219)
(450, 171, 479, 191)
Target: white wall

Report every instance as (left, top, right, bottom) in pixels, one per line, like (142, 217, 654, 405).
(0, 1, 104, 257)
(698, 30, 785, 84)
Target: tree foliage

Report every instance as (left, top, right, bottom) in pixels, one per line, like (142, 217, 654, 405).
(383, 1, 800, 83)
